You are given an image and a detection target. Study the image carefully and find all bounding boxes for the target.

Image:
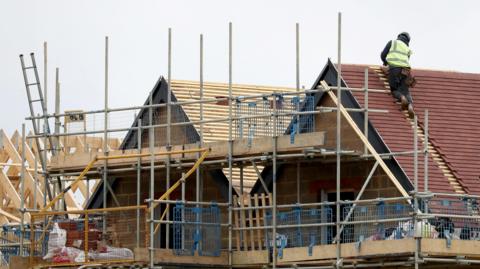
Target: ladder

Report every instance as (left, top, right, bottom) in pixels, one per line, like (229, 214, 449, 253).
(19, 53, 55, 200)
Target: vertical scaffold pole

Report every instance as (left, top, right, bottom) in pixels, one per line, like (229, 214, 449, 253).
(34, 142, 38, 211)
(103, 36, 109, 235)
(335, 12, 342, 268)
(272, 93, 278, 269)
(195, 34, 204, 256)
(166, 27, 172, 250)
(414, 116, 418, 200)
(197, 34, 204, 203)
(228, 22, 234, 268)
(364, 68, 369, 156)
(296, 22, 300, 92)
(43, 121, 49, 208)
(37, 112, 49, 210)
(240, 166, 244, 195)
(149, 90, 154, 268)
(296, 162, 300, 203)
(43, 43, 49, 206)
(295, 23, 301, 205)
(55, 68, 60, 154)
(413, 115, 419, 269)
(20, 123, 26, 256)
(424, 110, 429, 213)
(137, 119, 142, 248)
(44, 42, 48, 116)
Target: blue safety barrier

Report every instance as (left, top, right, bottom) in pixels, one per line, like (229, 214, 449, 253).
(173, 202, 221, 257)
(301, 96, 315, 133)
(342, 203, 411, 243)
(0, 225, 48, 264)
(265, 207, 333, 258)
(290, 96, 315, 144)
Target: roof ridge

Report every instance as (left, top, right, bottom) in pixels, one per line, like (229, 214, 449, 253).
(371, 67, 468, 194)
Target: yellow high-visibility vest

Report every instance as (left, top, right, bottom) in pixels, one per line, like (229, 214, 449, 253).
(386, 40, 411, 68)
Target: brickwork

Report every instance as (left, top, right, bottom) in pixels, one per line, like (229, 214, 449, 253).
(275, 160, 402, 205)
(141, 106, 196, 148)
(314, 96, 363, 153)
(107, 168, 228, 248)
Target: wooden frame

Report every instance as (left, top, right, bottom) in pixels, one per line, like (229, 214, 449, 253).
(0, 129, 103, 224)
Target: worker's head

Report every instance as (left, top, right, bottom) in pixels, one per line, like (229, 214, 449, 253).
(398, 32, 411, 44)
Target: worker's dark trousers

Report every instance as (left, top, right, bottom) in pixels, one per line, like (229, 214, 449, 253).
(388, 67, 413, 104)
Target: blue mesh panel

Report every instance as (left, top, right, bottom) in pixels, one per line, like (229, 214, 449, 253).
(173, 203, 221, 257)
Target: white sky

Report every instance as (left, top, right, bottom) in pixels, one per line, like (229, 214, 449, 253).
(1, 0, 479, 135)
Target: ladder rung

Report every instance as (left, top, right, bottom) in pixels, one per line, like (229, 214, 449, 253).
(30, 99, 42, 103)
(23, 66, 35, 70)
(27, 83, 38, 86)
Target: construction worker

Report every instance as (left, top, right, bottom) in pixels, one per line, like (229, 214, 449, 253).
(381, 32, 415, 118)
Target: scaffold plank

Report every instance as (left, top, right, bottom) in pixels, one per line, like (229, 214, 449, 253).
(279, 239, 415, 263)
(49, 131, 326, 172)
(134, 248, 228, 266)
(422, 238, 480, 258)
(232, 250, 269, 265)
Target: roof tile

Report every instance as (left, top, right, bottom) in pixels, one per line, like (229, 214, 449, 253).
(340, 65, 464, 194)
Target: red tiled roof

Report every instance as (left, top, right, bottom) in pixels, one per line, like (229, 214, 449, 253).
(412, 68, 480, 194)
(339, 64, 480, 194)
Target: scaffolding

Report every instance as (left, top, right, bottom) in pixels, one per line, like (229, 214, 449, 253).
(6, 12, 480, 269)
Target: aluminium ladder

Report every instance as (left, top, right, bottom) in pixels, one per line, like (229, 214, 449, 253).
(19, 53, 55, 200)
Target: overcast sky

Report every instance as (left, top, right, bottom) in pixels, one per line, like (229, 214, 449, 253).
(1, 0, 478, 135)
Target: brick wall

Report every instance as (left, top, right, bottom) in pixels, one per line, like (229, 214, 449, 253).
(275, 160, 402, 205)
(141, 106, 196, 147)
(314, 96, 363, 152)
(107, 168, 228, 249)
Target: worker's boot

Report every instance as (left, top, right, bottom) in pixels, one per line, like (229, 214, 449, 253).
(381, 66, 389, 75)
(400, 95, 408, 110)
(408, 104, 415, 119)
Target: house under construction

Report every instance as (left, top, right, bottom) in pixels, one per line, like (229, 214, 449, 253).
(3, 17, 480, 269)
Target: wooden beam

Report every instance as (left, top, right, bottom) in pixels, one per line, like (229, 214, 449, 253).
(233, 195, 241, 251)
(0, 207, 20, 222)
(14, 131, 40, 171)
(0, 148, 8, 164)
(0, 215, 8, 226)
(0, 170, 26, 221)
(17, 133, 46, 192)
(68, 142, 88, 196)
(0, 181, 5, 207)
(59, 136, 120, 152)
(5, 131, 20, 176)
(26, 132, 41, 160)
(254, 193, 262, 250)
(64, 191, 79, 210)
(6, 132, 80, 213)
(74, 136, 85, 153)
(1, 130, 45, 208)
(71, 179, 88, 198)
